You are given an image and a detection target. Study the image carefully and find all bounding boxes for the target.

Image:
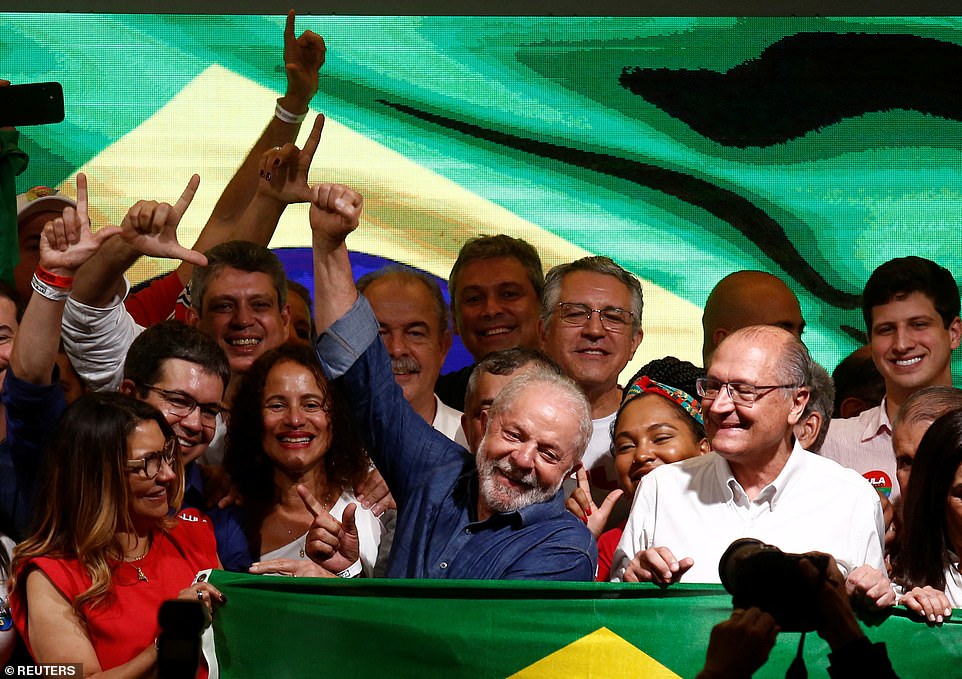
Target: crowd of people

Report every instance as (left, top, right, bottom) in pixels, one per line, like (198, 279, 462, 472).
(1, 11, 959, 677)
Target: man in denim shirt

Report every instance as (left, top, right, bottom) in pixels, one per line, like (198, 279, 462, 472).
(309, 184, 597, 580)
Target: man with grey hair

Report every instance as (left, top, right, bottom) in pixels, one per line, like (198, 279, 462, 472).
(613, 325, 886, 592)
(309, 185, 597, 580)
(893, 385, 962, 498)
(540, 255, 643, 508)
(794, 361, 835, 453)
(460, 347, 564, 454)
(357, 266, 465, 445)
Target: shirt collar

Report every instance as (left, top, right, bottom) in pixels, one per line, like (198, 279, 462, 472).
(717, 441, 807, 510)
(860, 400, 892, 442)
(457, 467, 569, 530)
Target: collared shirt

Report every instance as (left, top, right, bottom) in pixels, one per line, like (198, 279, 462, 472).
(819, 402, 898, 506)
(432, 394, 468, 448)
(315, 296, 596, 581)
(611, 442, 885, 583)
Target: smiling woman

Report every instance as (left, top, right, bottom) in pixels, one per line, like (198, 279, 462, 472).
(221, 344, 385, 577)
(8, 392, 221, 676)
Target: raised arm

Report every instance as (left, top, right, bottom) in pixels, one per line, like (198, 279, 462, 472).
(185, 10, 325, 262)
(11, 173, 120, 384)
(61, 176, 205, 391)
(70, 175, 207, 307)
(69, 11, 325, 308)
(309, 183, 364, 332)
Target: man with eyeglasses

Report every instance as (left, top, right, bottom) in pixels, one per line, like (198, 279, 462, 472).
(116, 320, 250, 568)
(612, 325, 886, 591)
(539, 256, 644, 520)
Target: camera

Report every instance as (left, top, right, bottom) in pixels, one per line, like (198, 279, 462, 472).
(718, 538, 828, 632)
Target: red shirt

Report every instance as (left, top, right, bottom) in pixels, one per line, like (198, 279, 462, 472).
(12, 516, 217, 672)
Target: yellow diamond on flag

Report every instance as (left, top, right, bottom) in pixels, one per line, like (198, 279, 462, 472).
(507, 627, 681, 679)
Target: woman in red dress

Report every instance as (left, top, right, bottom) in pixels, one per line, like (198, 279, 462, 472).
(10, 392, 222, 676)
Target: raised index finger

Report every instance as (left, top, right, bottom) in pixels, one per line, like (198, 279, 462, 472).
(301, 114, 326, 165)
(75, 172, 88, 218)
(172, 174, 201, 218)
(284, 10, 296, 44)
(296, 483, 325, 519)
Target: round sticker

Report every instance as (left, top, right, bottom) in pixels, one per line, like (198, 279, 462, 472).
(863, 470, 893, 498)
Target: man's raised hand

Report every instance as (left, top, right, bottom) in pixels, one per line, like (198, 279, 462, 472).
(282, 10, 325, 110)
(309, 183, 363, 246)
(38, 173, 121, 275)
(119, 174, 208, 267)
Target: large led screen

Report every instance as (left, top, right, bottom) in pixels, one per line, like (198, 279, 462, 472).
(6, 14, 962, 377)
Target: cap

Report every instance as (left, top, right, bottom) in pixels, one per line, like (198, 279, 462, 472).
(16, 186, 76, 226)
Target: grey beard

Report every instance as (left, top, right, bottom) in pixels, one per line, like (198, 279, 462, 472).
(475, 451, 559, 513)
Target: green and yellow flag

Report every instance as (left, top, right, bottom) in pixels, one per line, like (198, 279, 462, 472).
(205, 572, 961, 678)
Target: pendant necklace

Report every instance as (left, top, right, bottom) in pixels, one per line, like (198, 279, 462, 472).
(124, 541, 151, 582)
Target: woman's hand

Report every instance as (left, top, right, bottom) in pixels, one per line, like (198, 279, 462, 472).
(177, 580, 227, 616)
(901, 585, 953, 623)
(298, 484, 360, 574)
(249, 558, 337, 578)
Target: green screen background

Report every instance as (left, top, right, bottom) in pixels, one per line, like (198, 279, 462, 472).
(7, 14, 962, 377)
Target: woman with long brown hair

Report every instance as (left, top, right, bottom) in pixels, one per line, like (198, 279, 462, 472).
(10, 392, 222, 676)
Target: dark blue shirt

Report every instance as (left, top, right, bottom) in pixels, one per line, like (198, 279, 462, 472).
(315, 296, 596, 581)
(1, 366, 66, 540)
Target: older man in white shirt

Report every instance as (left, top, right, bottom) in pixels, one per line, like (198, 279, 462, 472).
(612, 326, 888, 600)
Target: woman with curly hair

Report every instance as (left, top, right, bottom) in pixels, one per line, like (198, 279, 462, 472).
(9, 392, 221, 675)
(221, 343, 384, 577)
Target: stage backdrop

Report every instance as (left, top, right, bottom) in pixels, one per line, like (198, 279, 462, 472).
(6, 15, 962, 377)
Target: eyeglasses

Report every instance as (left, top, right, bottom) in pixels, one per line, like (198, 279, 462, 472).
(141, 385, 224, 425)
(695, 378, 799, 407)
(126, 438, 177, 479)
(555, 302, 635, 332)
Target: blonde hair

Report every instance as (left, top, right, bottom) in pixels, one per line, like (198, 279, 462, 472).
(11, 393, 183, 611)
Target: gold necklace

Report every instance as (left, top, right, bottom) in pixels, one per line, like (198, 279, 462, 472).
(123, 541, 151, 582)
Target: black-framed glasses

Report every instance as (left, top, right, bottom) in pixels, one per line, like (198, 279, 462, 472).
(695, 377, 799, 407)
(140, 384, 224, 425)
(126, 437, 177, 479)
(555, 302, 635, 332)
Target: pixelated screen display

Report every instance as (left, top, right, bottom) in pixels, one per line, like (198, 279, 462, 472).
(7, 14, 962, 377)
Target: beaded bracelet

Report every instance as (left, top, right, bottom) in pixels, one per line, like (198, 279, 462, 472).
(275, 100, 307, 124)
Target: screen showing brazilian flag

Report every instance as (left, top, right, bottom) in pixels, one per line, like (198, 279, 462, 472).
(6, 14, 962, 377)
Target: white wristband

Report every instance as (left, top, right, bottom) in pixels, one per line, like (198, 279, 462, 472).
(31, 274, 70, 301)
(275, 100, 307, 124)
(336, 559, 362, 579)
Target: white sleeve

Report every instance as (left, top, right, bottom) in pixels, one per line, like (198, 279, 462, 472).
(609, 474, 656, 582)
(61, 277, 144, 392)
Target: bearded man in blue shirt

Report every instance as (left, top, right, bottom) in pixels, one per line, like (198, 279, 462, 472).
(307, 183, 596, 581)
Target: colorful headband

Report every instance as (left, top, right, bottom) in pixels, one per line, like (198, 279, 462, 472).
(623, 375, 703, 426)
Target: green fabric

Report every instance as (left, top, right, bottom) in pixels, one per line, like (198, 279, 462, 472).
(207, 571, 961, 678)
(0, 129, 28, 286)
